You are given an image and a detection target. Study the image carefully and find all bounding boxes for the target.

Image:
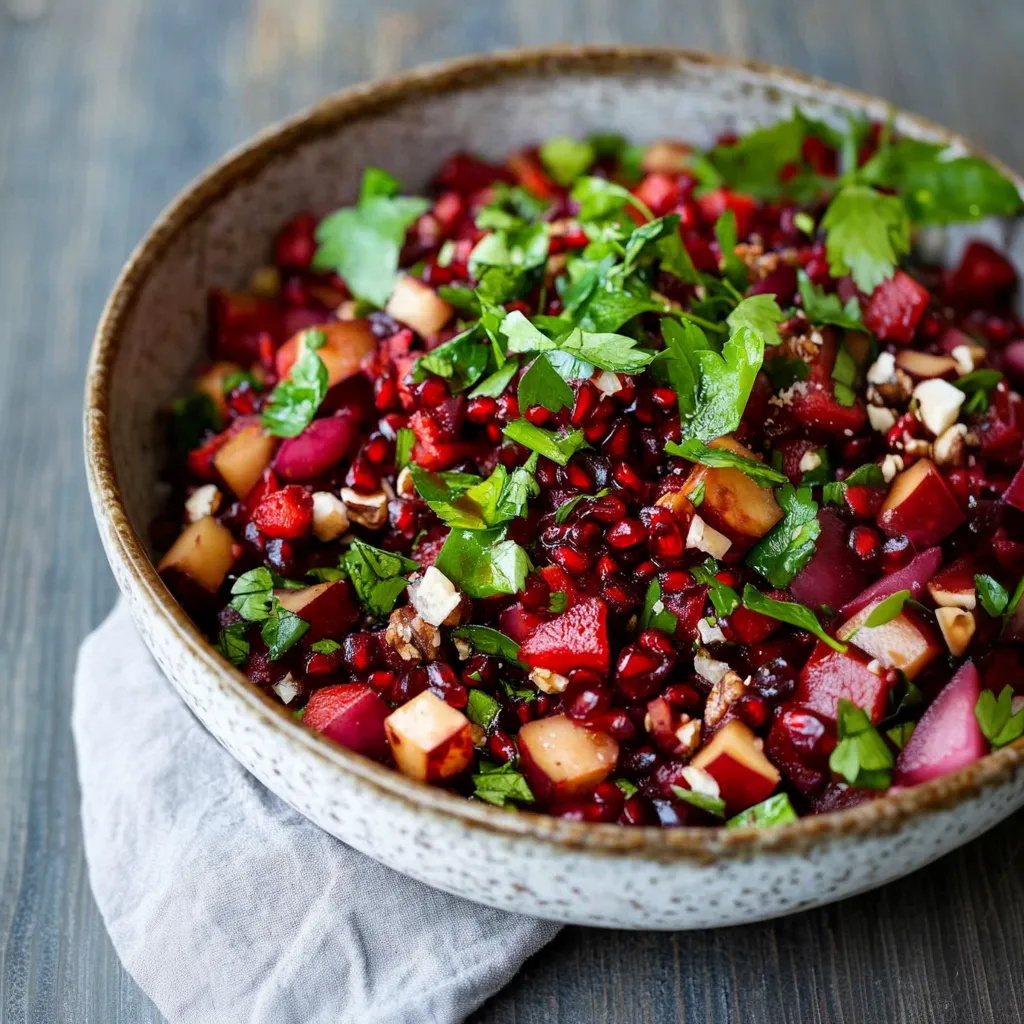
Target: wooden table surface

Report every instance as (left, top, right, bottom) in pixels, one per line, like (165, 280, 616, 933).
(1, 1, 1023, 1021)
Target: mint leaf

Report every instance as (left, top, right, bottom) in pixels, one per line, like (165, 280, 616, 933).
(261, 331, 329, 437)
(746, 485, 820, 587)
(975, 574, 1009, 618)
(306, 567, 346, 583)
(556, 327, 656, 375)
(343, 539, 418, 619)
(670, 784, 727, 819)
(726, 792, 798, 828)
(466, 689, 502, 730)
(665, 438, 786, 487)
(216, 622, 250, 668)
(975, 685, 1024, 749)
(261, 607, 309, 661)
(502, 420, 587, 466)
(539, 136, 595, 185)
(571, 175, 653, 222)
(886, 721, 916, 750)
(640, 579, 678, 635)
(472, 761, 535, 807)
(229, 568, 276, 621)
(412, 325, 490, 392)
(435, 527, 531, 599)
(451, 625, 523, 664)
(798, 271, 864, 330)
(821, 183, 911, 293)
(313, 169, 428, 306)
(727, 294, 785, 347)
(829, 699, 894, 789)
(495, 454, 539, 521)
(410, 464, 528, 530)
(742, 585, 846, 652)
(518, 354, 574, 412)
(470, 223, 549, 303)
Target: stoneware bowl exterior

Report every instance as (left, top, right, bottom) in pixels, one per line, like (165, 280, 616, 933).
(85, 46, 1024, 929)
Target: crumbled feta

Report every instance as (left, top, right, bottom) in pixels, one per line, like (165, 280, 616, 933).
(866, 659, 883, 676)
(913, 378, 965, 436)
(950, 344, 980, 376)
(680, 765, 721, 799)
(881, 453, 905, 483)
(409, 566, 462, 627)
(697, 618, 727, 646)
(866, 351, 896, 385)
(686, 515, 732, 559)
(530, 667, 569, 694)
(694, 647, 731, 684)
(185, 484, 222, 523)
(311, 491, 350, 542)
(867, 406, 897, 433)
(799, 450, 822, 473)
(272, 674, 300, 705)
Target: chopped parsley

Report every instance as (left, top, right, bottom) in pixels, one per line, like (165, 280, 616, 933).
(741, 585, 846, 653)
(746, 485, 820, 588)
(665, 438, 786, 487)
(828, 699, 894, 789)
(975, 686, 1024, 749)
(261, 329, 329, 438)
(342, 540, 418, 619)
(472, 761, 535, 807)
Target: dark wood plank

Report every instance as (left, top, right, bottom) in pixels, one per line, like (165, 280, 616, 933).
(0, 2, 1022, 1022)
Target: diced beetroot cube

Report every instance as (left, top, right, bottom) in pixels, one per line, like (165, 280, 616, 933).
(774, 439, 824, 486)
(519, 597, 610, 676)
(1002, 464, 1024, 513)
(894, 662, 986, 786)
(787, 380, 868, 438)
(538, 564, 579, 609)
(433, 152, 514, 194)
(304, 684, 391, 761)
(877, 459, 965, 547)
(790, 510, 867, 613)
(746, 264, 798, 305)
(728, 605, 779, 645)
(795, 640, 892, 724)
(662, 585, 709, 644)
(862, 271, 930, 344)
(943, 241, 1018, 307)
(208, 289, 284, 363)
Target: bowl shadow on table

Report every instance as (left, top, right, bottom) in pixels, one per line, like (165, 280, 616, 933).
(471, 813, 1024, 1023)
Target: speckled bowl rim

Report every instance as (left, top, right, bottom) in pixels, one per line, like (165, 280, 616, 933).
(84, 45, 1024, 862)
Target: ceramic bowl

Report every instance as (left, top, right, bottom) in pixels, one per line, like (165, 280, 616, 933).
(85, 46, 1024, 929)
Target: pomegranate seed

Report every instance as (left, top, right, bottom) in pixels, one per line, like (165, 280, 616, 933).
(466, 396, 497, 423)
(487, 730, 517, 763)
(849, 524, 881, 563)
(606, 518, 648, 549)
(495, 395, 520, 422)
(650, 387, 678, 411)
(524, 404, 551, 426)
(416, 377, 449, 408)
(663, 683, 700, 709)
(553, 545, 591, 574)
(881, 535, 915, 573)
(591, 494, 627, 523)
(566, 462, 594, 491)
(620, 795, 654, 826)
(570, 381, 599, 426)
(660, 570, 693, 593)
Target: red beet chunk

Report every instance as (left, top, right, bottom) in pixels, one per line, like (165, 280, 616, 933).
(790, 509, 867, 613)
(862, 271, 930, 343)
(795, 641, 892, 724)
(519, 598, 611, 676)
(304, 684, 391, 761)
(943, 241, 1018, 307)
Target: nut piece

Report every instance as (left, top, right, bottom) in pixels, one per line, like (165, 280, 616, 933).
(385, 606, 441, 662)
(680, 764, 721, 799)
(674, 716, 703, 760)
(311, 491, 350, 541)
(933, 423, 968, 468)
(881, 453, 905, 483)
(693, 647, 731, 685)
(395, 465, 416, 498)
(935, 607, 976, 657)
(530, 667, 570, 694)
(903, 438, 933, 459)
(867, 406, 897, 433)
(950, 343, 987, 376)
(704, 670, 748, 729)
(685, 514, 732, 559)
(341, 487, 389, 530)
(185, 484, 222, 523)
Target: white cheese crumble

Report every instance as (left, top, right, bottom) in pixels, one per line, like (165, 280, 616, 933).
(409, 566, 462, 627)
(881, 453, 905, 483)
(866, 351, 896, 385)
(272, 674, 300, 705)
(697, 618, 727, 646)
(913, 378, 965, 436)
(867, 406, 897, 433)
(685, 515, 732, 559)
(185, 484, 222, 523)
(799, 450, 822, 473)
(694, 648, 731, 684)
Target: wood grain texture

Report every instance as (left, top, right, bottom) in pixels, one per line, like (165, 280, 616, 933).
(0, 1, 1022, 1021)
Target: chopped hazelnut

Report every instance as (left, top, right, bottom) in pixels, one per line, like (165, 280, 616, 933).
(674, 716, 702, 759)
(341, 487, 389, 529)
(529, 667, 570, 694)
(933, 423, 968, 467)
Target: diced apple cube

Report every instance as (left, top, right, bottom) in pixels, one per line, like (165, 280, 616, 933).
(691, 720, 780, 813)
(311, 491, 350, 541)
(213, 422, 278, 498)
(275, 319, 377, 388)
(305, 683, 392, 761)
(927, 557, 976, 610)
(935, 607, 976, 657)
(877, 459, 965, 547)
(517, 714, 619, 803)
(679, 436, 782, 557)
(385, 690, 474, 782)
(838, 604, 941, 680)
(157, 516, 236, 592)
(385, 276, 454, 338)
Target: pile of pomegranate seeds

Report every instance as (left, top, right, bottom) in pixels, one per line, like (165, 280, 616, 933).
(156, 119, 1024, 828)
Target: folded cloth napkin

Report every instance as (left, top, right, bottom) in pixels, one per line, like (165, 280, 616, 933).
(72, 601, 560, 1024)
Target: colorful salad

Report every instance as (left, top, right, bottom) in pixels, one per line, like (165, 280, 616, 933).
(156, 115, 1024, 828)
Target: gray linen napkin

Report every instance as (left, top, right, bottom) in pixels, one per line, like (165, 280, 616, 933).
(72, 600, 559, 1024)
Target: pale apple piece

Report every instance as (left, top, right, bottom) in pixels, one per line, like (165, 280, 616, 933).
(385, 276, 454, 338)
(838, 604, 942, 680)
(935, 607, 976, 657)
(275, 581, 337, 616)
(691, 720, 780, 813)
(894, 350, 958, 379)
(678, 436, 783, 554)
(276, 319, 378, 389)
(157, 516, 235, 592)
(654, 485, 694, 522)
(195, 360, 242, 415)
(385, 690, 474, 782)
(517, 715, 619, 803)
(641, 139, 692, 174)
(927, 560, 977, 610)
(212, 423, 277, 498)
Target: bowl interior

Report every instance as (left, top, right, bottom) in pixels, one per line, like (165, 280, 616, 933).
(93, 48, 1024, 853)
